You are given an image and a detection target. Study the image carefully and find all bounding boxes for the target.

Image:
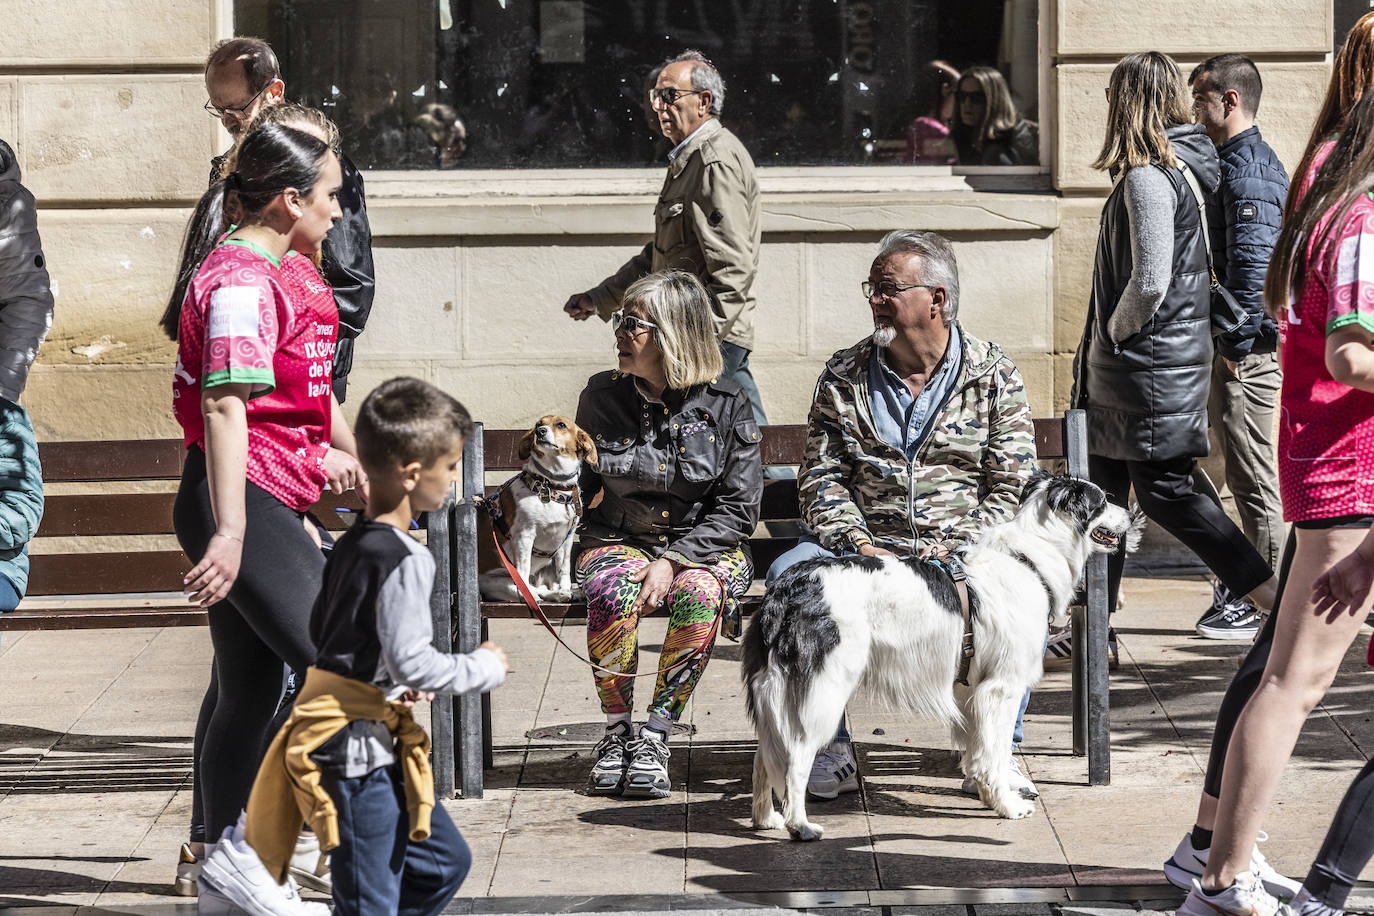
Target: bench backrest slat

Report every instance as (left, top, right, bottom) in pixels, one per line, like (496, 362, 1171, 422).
(27, 551, 190, 596)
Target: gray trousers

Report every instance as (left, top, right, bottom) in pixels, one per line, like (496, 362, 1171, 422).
(1206, 350, 1284, 572)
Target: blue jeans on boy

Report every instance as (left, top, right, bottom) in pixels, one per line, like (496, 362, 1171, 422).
(327, 765, 471, 916)
(767, 536, 1032, 751)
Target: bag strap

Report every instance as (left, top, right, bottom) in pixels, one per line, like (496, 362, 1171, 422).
(1179, 164, 1220, 286)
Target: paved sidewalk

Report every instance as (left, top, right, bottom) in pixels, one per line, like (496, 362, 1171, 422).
(2, 575, 1373, 912)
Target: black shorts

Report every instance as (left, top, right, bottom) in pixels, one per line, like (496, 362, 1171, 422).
(1294, 515, 1374, 530)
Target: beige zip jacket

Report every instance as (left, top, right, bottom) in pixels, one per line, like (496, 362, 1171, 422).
(586, 119, 761, 350)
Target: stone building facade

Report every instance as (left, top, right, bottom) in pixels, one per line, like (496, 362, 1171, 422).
(0, 0, 1334, 441)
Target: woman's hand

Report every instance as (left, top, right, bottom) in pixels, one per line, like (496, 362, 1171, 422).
(630, 558, 678, 617)
(323, 447, 369, 502)
(1312, 539, 1374, 618)
(184, 531, 243, 607)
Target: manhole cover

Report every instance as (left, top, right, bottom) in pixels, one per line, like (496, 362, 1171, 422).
(525, 721, 696, 741)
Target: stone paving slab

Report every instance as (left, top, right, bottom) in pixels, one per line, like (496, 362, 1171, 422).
(3, 575, 1374, 910)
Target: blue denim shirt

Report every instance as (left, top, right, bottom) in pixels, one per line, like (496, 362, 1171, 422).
(867, 329, 962, 462)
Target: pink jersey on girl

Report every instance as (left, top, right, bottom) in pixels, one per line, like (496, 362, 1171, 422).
(172, 240, 338, 512)
(1278, 190, 1374, 521)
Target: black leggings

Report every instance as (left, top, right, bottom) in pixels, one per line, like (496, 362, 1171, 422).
(1089, 454, 1273, 607)
(1202, 520, 1374, 908)
(175, 447, 326, 842)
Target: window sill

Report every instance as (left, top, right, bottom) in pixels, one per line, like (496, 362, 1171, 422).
(362, 166, 1060, 237)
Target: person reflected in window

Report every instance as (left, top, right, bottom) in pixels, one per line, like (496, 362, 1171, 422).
(414, 104, 467, 169)
(952, 66, 1039, 166)
(902, 61, 960, 165)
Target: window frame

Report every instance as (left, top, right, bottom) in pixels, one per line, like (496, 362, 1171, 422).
(222, 0, 1054, 194)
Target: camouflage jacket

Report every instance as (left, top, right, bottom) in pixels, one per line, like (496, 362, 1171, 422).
(799, 327, 1037, 556)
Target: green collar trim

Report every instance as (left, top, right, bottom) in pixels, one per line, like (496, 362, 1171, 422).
(218, 236, 281, 268)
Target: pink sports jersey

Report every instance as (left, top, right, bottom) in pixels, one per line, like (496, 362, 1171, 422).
(172, 240, 338, 512)
(1278, 190, 1374, 522)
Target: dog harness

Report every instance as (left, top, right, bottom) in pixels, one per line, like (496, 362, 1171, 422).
(483, 470, 581, 559)
(926, 557, 975, 686)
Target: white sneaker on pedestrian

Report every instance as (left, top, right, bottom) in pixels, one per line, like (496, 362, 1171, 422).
(806, 741, 859, 799)
(1164, 831, 1300, 901)
(199, 816, 329, 916)
(1177, 873, 1287, 916)
(287, 832, 330, 894)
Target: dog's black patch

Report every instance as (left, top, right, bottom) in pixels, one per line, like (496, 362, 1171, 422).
(1045, 477, 1108, 535)
(895, 557, 969, 620)
(742, 555, 895, 716)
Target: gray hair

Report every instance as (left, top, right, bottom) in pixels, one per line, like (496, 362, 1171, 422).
(876, 229, 961, 322)
(669, 49, 725, 116)
(622, 270, 723, 389)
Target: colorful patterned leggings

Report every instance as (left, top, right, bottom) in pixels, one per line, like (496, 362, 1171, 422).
(578, 544, 752, 721)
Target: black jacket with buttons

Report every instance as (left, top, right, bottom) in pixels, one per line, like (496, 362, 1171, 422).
(575, 370, 762, 566)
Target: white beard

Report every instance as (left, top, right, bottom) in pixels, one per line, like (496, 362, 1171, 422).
(872, 325, 896, 348)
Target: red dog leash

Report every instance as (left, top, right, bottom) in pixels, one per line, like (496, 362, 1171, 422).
(478, 497, 724, 682)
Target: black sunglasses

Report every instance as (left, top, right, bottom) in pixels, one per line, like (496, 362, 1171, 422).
(648, 87, 705, 106)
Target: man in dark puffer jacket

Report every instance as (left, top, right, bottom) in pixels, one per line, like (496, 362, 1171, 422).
(1188, 54, 1288, 640)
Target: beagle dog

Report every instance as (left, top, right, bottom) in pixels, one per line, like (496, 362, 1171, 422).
(478, 415, 596, 602)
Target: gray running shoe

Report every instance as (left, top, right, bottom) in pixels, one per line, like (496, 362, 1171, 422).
(622, 727, 671, 799)
(587, 721, 633, 796)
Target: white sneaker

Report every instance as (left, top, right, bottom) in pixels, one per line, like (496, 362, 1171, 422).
(288, 833, 331, 894)
(1177, 873, 1288, 916)
(1164, 831, 1300, 901)
(960, 757, 1039, 799)
(199, 816, 330, 916)
(806, 741, 859, 799)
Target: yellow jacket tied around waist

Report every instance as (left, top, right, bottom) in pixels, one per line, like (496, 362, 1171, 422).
(243, 666, 434, 884)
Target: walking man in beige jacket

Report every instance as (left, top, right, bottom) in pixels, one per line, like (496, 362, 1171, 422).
(563, 50, 769, 424)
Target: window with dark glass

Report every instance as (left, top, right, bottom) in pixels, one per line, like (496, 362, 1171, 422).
(233, 0, 1040, 169)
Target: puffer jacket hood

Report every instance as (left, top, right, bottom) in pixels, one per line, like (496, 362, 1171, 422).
(0, 138, 54, 402)
(1169, 123, 1220, 193)
(0, 141, 18, 185)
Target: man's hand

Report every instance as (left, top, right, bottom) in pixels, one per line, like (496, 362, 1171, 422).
(563, 292, 596, 321)
(1222, 357, 1241, 379)
(919, 542, 953, 562)
(858, 543, 893, 558)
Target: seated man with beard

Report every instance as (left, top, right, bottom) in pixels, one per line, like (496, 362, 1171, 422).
(766, 230, 1038, 800)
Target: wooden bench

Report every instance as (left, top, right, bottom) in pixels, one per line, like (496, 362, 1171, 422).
(0, 440, 444, 631)
(440, 410, 1112, 799)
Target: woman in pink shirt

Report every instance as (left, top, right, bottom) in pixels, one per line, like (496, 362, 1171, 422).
(158, 121, 366, 882)
(1174, 63, 1374, 916)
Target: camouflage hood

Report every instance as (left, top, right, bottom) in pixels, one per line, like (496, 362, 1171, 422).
(798, 325, 1037, 555)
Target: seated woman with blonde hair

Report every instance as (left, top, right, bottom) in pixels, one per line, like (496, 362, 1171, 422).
(574, 269, 762, 800)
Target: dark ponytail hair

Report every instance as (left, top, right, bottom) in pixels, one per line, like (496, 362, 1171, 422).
(160, 123, 331, 340)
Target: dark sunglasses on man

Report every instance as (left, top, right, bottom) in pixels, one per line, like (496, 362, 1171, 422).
(648, 86, 704, 106)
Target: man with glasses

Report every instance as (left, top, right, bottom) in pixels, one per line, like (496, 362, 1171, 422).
(562, 50, 769, 427)
(765, 230, 1038, 802)
(202, 37, 375, 403)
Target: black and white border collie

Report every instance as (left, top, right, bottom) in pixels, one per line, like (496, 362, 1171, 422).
(742, 471, 1137, 840)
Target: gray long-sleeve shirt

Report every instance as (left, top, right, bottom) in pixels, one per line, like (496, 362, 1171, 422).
(1107, 166, 1174, 345)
